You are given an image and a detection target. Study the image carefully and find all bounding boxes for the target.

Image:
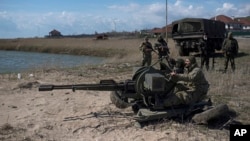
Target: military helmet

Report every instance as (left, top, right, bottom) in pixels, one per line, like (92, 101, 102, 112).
(157, 35, 164, 42)
(158, 35, 163, 40)
(144, 36, 149, 40)
(227, 32, 233, 38)
(175, 58, 185, 68)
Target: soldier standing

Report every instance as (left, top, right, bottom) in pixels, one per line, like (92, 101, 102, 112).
(154, 35, 170, 60)
(139, 36, 153, 66)
(200, 33, 211, 70)
(164, 56, 209, 107)
(222, 32, 239, 73)
(155, 35, 173, 70)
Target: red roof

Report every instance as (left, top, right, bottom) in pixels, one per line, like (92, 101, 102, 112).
(235, 18, 250, 25)
(151, 25, 172, 33)
(210, 15, 238, 23)
(151, 27, 164, 33)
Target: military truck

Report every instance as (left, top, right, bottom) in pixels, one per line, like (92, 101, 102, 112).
(171, 18, 226, 56)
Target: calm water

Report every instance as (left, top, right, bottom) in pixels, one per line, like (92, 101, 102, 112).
(0, 50, 105, 74)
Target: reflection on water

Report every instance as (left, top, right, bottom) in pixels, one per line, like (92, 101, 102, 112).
(0, 50, 105, 73)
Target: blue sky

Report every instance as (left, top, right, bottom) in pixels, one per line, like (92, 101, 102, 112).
(0, 0, 250, 38)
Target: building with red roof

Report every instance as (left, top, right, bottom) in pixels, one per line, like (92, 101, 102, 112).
(210, 15, 243, 30)
(234, 17, 250, 30)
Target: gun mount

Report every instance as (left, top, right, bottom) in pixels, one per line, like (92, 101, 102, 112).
(39, 61, 229, 125)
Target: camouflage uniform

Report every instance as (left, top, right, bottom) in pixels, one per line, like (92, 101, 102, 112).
(139, 37, 153, 66)
(222, 32, 239, 72)
(154, 36, 170, 60)
(173, 58, 185, 74)
(164, 56, 209, 107)
(199, 34, 211, 71)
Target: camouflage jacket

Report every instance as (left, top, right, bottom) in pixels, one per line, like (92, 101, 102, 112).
(172, 64, 209, 93)
(222, 38, 239, 56)
(139, 42, 153, 55)
(154, 41, 170, 55)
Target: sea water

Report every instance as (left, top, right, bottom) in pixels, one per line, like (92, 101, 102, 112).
(0, 50, 104, 73)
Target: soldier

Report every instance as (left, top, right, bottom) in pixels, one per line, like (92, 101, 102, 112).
(200, 43, 211, 71)
(173, 58, 185, 74)
(164, 56, 209, 107)
(200, 33, 210, 71)
(154, 35, 170, 61)
(222, 32, 239, 73)
(139, 36, 153, 66)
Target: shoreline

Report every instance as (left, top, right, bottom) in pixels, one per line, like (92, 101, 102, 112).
(0, 37, 144, 74)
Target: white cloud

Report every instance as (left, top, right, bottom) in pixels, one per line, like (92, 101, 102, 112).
(238, 4, 250, 16)
(108, 3, 139, 12)
(0, 11, 8, 18)
(1, 1, 250, 38)
(215, 2, 250, 17)
(148, 3, 165, 14)
(216, 3, 237, 14)
(168, 1, 204, 21)
(108, 2, 166, 29)
(174, 0, 181, 6)
(188, 5, 193, 10)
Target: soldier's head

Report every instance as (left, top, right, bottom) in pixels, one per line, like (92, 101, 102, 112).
(174, 58, 185, 73)
(157, 35, 164, 42)
(144, 36, 149, 41)
(175, 58, 185, 68)
(227, 32, 233, 39)
(185, 56, 197, 68)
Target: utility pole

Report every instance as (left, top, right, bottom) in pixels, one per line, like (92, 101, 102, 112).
(165, 0, 168, 42)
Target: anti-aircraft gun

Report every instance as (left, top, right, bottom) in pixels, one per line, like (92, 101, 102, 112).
(39, 65, 177, 118)
(39, 59, 229, 124)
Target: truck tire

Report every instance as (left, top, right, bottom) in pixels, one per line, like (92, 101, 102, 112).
(110, 91, 130, 109)
(184, 49, 190, 56)
(177, 44, 184, 56)
(177, 45, 189, 56)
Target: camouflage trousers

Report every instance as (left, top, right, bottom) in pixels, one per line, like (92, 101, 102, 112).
(142, 53, 152, 66)
(164, 83, 208, 107)
(201, 55, 210, 70)
(224, 54, 235, 72)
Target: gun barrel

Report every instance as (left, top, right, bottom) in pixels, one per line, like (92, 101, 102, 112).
(38, 84, 81, 91)
(38, 79, 135, 92)
(39, 85, 54, 91)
